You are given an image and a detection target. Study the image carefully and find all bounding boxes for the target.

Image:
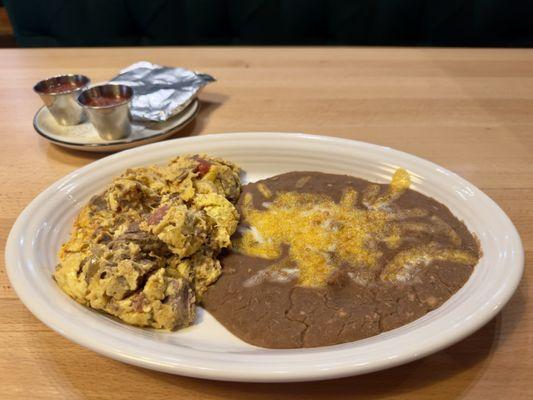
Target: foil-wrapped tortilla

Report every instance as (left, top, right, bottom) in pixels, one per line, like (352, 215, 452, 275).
(110, 61, 215, 122)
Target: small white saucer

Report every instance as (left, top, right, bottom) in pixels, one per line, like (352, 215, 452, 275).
(33, 99, 199, 152)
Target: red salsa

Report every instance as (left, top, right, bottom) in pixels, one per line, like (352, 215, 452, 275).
(44, 81, 84, 94)
(84, 95, 127, 107)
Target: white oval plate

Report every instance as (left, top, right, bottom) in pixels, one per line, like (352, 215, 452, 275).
(5, 133, 523, 382)
(33, 99, 199, 152)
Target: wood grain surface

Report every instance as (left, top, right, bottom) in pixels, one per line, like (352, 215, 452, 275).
(0, 47, 531, 399)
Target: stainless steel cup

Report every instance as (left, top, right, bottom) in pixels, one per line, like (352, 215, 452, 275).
(33, 74, 90, 125)
(77, 84, 133, 140)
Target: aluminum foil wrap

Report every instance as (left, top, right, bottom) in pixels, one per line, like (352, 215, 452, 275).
(110, 61, 215, 122)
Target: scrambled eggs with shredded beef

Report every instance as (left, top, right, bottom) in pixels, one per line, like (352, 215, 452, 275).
(54, 154, 241, 330)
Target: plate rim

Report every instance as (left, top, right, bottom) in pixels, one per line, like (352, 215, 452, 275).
(5, 132, 524, 382)
(32, 99, 199, 148)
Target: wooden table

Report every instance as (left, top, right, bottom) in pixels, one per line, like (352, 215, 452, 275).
(0, 47, 531, 399)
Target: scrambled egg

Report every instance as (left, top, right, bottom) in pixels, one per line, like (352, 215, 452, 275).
(54, 154, 241, 330)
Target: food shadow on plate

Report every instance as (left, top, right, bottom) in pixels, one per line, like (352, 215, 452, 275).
(146, 317, 502, 399)
(28, 299, 509, 400)
(40, 274, 525, 400)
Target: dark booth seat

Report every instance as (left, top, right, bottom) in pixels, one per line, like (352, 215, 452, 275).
(4, 0, 533, 47)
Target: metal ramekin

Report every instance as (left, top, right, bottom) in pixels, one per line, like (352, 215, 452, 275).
(33, 74, 90, 126)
